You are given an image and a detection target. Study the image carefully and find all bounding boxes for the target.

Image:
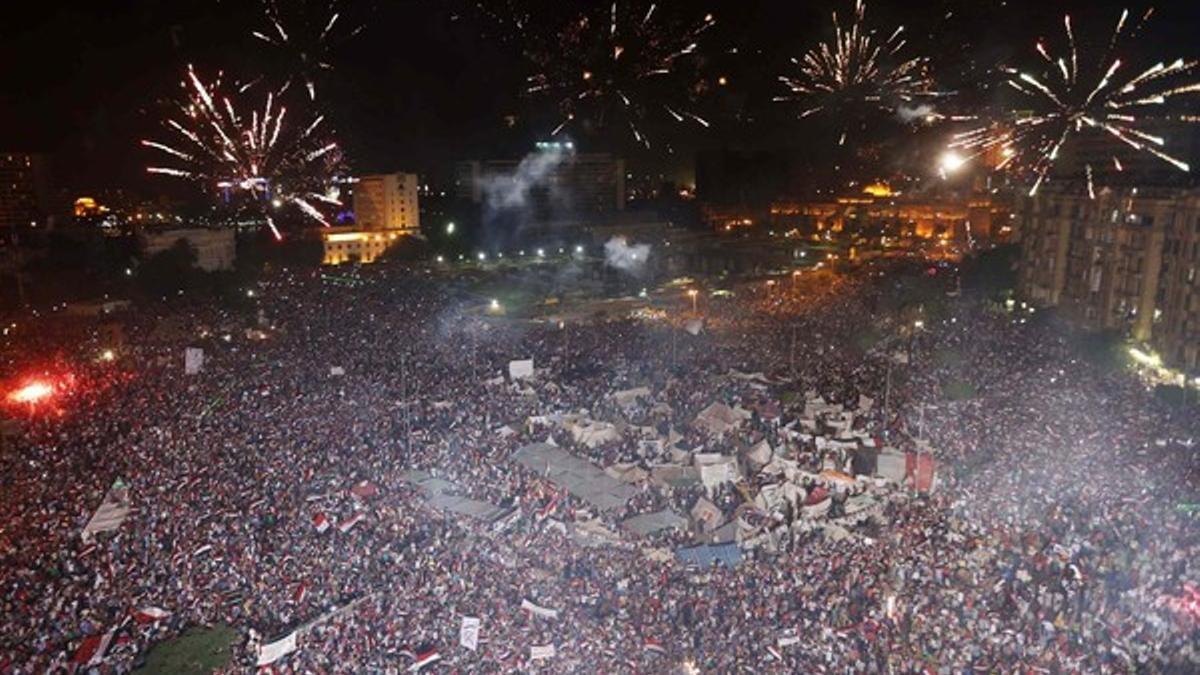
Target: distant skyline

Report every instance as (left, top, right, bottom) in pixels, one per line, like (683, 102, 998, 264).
(2, 0, 1197, 195)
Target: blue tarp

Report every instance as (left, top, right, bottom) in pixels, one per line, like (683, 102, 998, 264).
(674, 543, 743, 568)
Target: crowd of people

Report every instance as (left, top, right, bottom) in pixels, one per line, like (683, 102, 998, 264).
(0, 256, 1196, 673)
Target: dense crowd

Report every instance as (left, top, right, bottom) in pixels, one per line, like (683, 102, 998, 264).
(0, 258, 1196, 673)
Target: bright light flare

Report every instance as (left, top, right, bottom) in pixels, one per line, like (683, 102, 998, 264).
(8, 381, 55, 405)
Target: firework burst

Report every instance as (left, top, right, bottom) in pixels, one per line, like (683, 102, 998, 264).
(777, 0, 935, 145)
(252, 0, 366, 100)
(143, 66, 343, 239)
(950, 8, 1199, 197)
(524, 2, 717, 149)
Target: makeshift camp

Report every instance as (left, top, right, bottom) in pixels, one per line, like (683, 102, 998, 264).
(690, 497, 724, 531)
(511, 443, 636, 512)
(693, 402, 751, 436)
(675, 543, 742, 568)
(611, 387, 652, 410)
(622, 510, 689, 537)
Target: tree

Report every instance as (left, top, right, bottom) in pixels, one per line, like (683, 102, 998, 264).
(139, 238, 200, 297)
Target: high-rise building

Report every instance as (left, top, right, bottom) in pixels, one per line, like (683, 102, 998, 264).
(352, 173, 420, 233)
(323, 172, 420, 265)
(0, 153, 53, 232)
(455, 145, 626, 216)
(1016, 183, 1200, 371)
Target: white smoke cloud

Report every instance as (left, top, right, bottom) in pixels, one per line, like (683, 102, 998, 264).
(896, 104, 935, 123)
(480, 144, 572, 212)
(604, 236, 651, 274)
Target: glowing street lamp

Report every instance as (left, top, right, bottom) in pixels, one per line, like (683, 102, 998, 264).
(446, 222, 456, 235)
(537, 248, 546, 258)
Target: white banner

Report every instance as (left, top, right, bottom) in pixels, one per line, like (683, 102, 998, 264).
(256, 631, 298, 667)
(521, 599, 559, 620)
(460, 617, 481, 652)
(184, 347, 205, 375)
(82, 479, 132, 542)
(530, 644, 556, 660)
(508, 359, 534, 380)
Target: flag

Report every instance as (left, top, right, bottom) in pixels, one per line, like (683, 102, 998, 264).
(293, 582, 307, 604)
(72, 628, 115, 669)
(536, 492, 562, 521)
(338, 512, 366, 533)
(643, 639, 666, 655)
(313, 513, 330, 533)
(767, 646, 784, 661)
(350, 481, 379, 499)
(530, 644, 556, 660)
(408, 648, 440, 671)
(460, 617, 481, 652)
(133, 607, 171, 624)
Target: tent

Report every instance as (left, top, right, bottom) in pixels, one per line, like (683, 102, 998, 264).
(675, 543, 742, 568)
(693, 402, 751, 436)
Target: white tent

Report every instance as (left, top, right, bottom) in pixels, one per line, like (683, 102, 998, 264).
(694, 402, 751, 436)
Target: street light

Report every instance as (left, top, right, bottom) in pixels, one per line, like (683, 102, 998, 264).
(446, 222, 456, 235)
(477, 252, 487, 261)
(575, 244, 584, 254)
(537, 248, 545, 258)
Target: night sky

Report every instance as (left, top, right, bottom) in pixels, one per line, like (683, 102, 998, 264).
(1, 0, 1196, 195)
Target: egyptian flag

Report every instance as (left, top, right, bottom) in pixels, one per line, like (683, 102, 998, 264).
(643, 639, 666, 655)
(133, 607, 171, 624)
(408, 646, 441, 672)
(537, 491, 562, 521)
(293, 582, 308, 605)
(313, 512, 330, 533)
(338, 512, 365, 533)
(350, 481, 380, 499)
(71, 628, 115, 670)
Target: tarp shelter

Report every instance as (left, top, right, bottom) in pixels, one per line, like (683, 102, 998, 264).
(568, 419, 621, 448)
(675, 543, 742, 568)
(877, 450, 907, 482)
(612, 387, 652, 410)
(690, 497, 724, 531)
(402, 471, 506, 521)
(694, 402, 751, 436)
(508, 359, 534, 380)
(695, 454, 740, 493)
(622, 509, 688, 536)
(605, 463, 650, 484)
(511, 443, 636, 512)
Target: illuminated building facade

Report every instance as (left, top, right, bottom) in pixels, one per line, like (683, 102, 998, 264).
(353, 173, 420, 233)
(322, 173, 421, 264)
(321, 228, 408, 265)
(1017, 184, 1200, 370)
(769, 190, 1009, 243)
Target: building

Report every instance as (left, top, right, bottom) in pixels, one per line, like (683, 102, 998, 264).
(320, 173, 421, 265)
(321, 228, 409, 265)
(455, 145, 626, 216)
(769, 187, 1010, 243)
(1017, 184, 1200, 371)
(353, 173, 420, 233)
(141, 227, 237, 272)
(0, 153, 53, 232)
